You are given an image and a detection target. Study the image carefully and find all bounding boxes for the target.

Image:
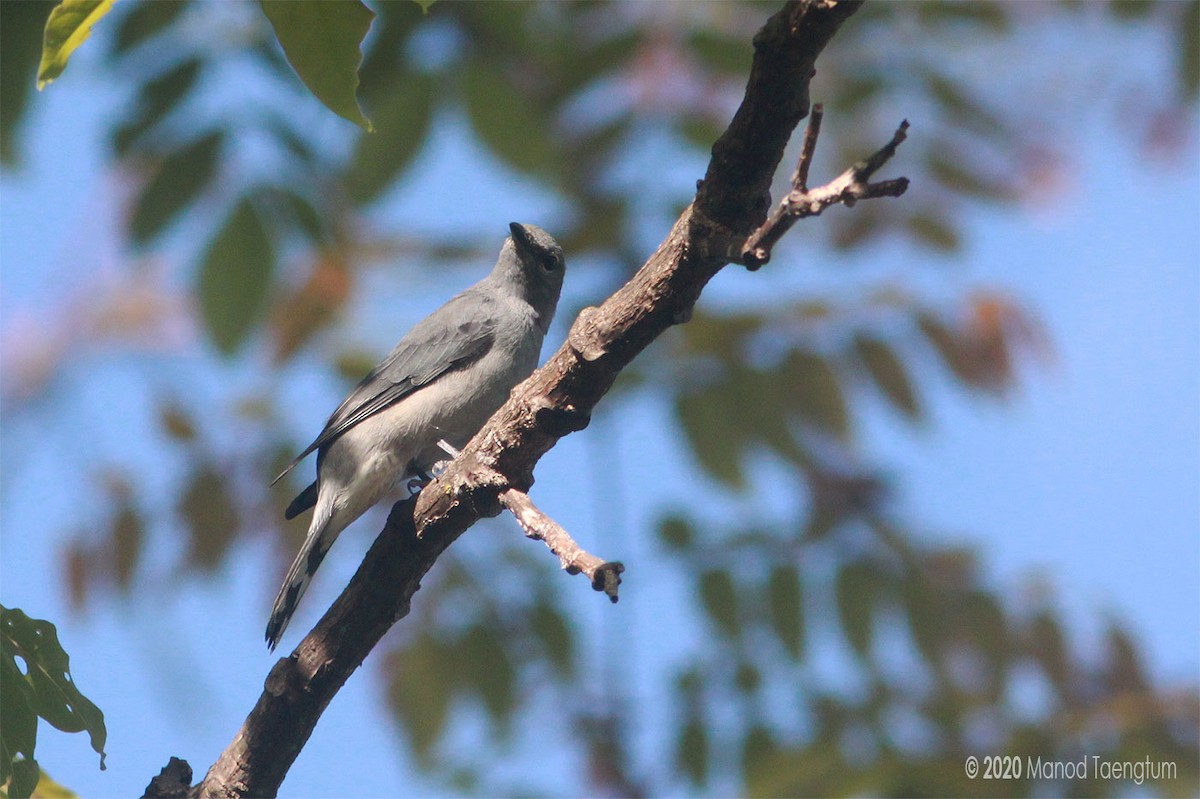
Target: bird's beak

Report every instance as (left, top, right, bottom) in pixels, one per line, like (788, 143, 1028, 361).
(509, 222, 532, 254)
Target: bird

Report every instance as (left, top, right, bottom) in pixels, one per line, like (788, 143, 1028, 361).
(265, 222, 565, 650)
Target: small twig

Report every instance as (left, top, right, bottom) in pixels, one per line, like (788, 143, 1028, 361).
(499, 488, 624, 602)
(436, 439, 623, 601)
(793, 102, 824, 192)
(741, 113, 910, 270)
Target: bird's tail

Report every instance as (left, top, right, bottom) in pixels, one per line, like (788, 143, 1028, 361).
(265, 508, 339, 651)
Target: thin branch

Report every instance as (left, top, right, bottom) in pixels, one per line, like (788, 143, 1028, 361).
(499, 488, 624, 601)
(741, 117, 910, 270)
(794, 102, 824, 192)
(436, 439, 623, 599)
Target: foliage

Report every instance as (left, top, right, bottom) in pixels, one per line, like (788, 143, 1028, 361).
(3, 0, 1198, 796)
(0, 607, 104, 799)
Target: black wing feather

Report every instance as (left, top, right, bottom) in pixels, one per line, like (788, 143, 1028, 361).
(272, 293, 497, 485)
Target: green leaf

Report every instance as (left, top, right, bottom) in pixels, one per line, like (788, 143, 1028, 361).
(906, 212, 961, 252)
(36, 0, 117, 89)
(1, 1, 56, 165)
(0, 607, 106, 777)
(698, 569, 739, 638)
(110, 0, 188, 57)
(1180, 0, 1199, 98)
(676, 716, 708, 786)
(853, 333, 921, 421)
(676, 385, 745, 489)
(688, 30, 751, 74)
(1105, 622, 1147, 694)
(344, 73, 433, 205)
(259, 0, 375, 131)
(1028, 611, 1071, 697)
(463, 60, 558, 176)
(8, 757, 40, 799)
(198, 196, 275, 354)
(178, 464, 240, 570)
(657, 514, 692, 550)
(130, 131, 223, 244)
(1, 656, 38, 786)
(835, 561, 879, 659)
(386, 635, 454, 764)
(767, 565, 804, 659)
(901, 573, 943, 665)
(529, 600, 574, 677)
(461, 626, 515, 725)
(110, 497, 141, 590)
(782, 350, 849, 439)
(916, 312, 975, 387)
(927, 152, 1014, 202)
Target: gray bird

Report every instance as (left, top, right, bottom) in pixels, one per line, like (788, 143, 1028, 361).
(266, 222, 565, 650)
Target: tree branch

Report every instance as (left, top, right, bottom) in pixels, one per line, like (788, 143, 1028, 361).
(498, 487, 624, 601)
(181, 2, 903, 796)
(741, 107, 910, 268)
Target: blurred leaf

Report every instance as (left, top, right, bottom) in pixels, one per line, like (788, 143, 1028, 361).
(767, 565, 805, 659)
(658, 514, 692, 550)
(158, 401, 197, 442)
(0, 608, 106, 775)
(109, 498, 141, 591)
(678, 311, 761, 362)
(463, 60, 558, 176)
(387, 634, 454, 764)
(689, 29, 751, 74)
(23, 769, 79, 798)
(698, 569, 739, 639)
(853, 333, 921, 421)
(334, 350, 378, 383)
(680, 116, 726, 155)
(676, 716, 708, 786)
(37, 0, 117, 89)
(916, 1, 1009, 31)
(270, 252, 352, 363)
(906, 212, 961, 252)
(344, 72, 433, 205)
(259, 0, 375, 131)
(676, 384, 745, 488)
(782, 350, 849, 439)
(923, 70, 1005, 136)
(734, 661, 760, 694)
(62, 543, 89, 613)
(0, 1, 55, 165)
(130, 131, 223, 245)
(134, 57, 203, 131)
(529, 600, 574, 677)
(1105, 622, 1147, 694)
(462, 625, 515, 725)
(1181, 1, 1199, 97)
(834, 73, 885, 112)
(917, 312, 978, 389)
(927, 151, 1014, 202)
(835, 560, 880, 659)
(178, 464, 240, 570)
(901, 571, 944, 665)
(740, 725, 777, 778)
(1108, 0, 1157, 19)
(198, 196, 276, 355)
(1028, 610, 1071, 698)
(110, 0, 188, 57)
(960, 590, 1008, 701)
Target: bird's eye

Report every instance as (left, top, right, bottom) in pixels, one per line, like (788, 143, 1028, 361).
(541, 256, 560, 273)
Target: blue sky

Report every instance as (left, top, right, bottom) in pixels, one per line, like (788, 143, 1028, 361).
(1, 10, 1198, 798)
